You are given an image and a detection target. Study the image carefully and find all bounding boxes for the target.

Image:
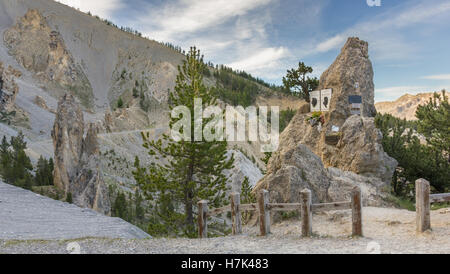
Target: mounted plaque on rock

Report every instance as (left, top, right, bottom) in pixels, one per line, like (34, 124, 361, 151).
(349, 95, 362, 115)
(321, 89, 332, 111)
(310, 89, 333, 112)
(310, 90, 321, 112)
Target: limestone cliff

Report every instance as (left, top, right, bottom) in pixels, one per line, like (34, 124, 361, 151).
(52, 94, 110, 215)
(3, 9, 93, 109)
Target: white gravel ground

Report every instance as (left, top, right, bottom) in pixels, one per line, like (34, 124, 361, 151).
(1, 206, 448, 254)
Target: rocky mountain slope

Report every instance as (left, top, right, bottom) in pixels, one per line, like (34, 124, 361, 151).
(0, 0, 292, 212)
(375, 92, 447, 120)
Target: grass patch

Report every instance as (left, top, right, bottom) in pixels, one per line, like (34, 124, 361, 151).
(387, 195, 416, 211)
(431, 202, 450, 210)
(281, 210, 300, 220)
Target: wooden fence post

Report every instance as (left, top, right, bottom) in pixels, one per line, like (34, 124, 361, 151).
(198, 200, 208, 238)
(230, 192, 242, 235)
(351, 186, 363, 237)
(258, 190, 270, 236)
(416, 179, 431, 232)
(300, 189, 312, 237)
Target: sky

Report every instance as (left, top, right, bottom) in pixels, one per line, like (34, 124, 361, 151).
(55, 0, 450, 102)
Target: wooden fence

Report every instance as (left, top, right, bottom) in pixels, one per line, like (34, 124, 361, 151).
(416, 178, 450, 232)
(198, 186, 363, 238)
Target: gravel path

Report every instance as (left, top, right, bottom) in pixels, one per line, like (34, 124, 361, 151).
(1, 200, 448, 254)
(0, 182, 149, 240)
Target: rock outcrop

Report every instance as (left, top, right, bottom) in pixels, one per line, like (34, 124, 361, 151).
(3, 9, 93, 109)
(319, 37, 377, 123)
(52, 94, 110, 215)
(327, 167, 388, 206)
(272, 37, 396, 183)
(253, 143, 390, 210)
(0, 62, 20, 112)
(327, 115, 397, 183)
(253, 37, 396, 209)
(223, 150, 263, 193)
(254, 144, 330, 204)
(34, 95, 56, 114)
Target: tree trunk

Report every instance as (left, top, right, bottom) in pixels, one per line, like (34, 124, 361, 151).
(185, 161, 195, 228)
(186, 197, 193, 226)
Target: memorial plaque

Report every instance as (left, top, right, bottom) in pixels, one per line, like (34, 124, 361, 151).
(349, 95, 362, 116)
(310, 90, 321, 112)
(321, 89, 332, 111)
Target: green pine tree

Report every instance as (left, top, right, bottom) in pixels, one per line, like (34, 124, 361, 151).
(113, 192, 128, 220)
(375, 91, 450, 195)
(282, 62, 319, 101)
(416, 90, 449, 161)
(240, 177, 255, 224)
(0, 136, 11, 177)
(1, 132, 33, 189)
(35, 156, 53, 186)
(135, 188, 145, 221)
(134, 47, 234, 237)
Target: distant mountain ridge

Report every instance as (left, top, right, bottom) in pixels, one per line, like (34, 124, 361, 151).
(375, 92, 447, 120)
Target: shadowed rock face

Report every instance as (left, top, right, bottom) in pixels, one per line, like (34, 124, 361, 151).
(254, 144, 330, 205)
(328, 115, 397, 183)
(52, 94, 111, 215)
(0, 62, 19, 112)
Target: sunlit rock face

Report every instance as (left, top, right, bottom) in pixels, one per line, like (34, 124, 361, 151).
(253, 38, 396, 211)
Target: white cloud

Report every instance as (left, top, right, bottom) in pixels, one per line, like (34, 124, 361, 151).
(315, 35, 345, 53)
(55, 0, 123, 18)
(228, 47, 288, 72)
(140, 0, 273, 42)
(422, 74, 450, 80)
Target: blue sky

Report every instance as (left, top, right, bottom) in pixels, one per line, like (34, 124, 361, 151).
(56, 0, 450, 102)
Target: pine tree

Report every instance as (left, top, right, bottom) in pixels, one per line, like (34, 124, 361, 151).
(1, 132, 33, 188)
(240, 177, 256, 224)
(282, 62, 319, 101)
(0, 136, 11, 177)
(135, 188, 144, 221)
(35, 156, 54, 186)
(134, 47, 234, 236)
(113, 192, 128, 220)
(416, 90, 449, 161)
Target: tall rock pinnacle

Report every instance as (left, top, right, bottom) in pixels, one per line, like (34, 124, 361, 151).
(52, 94, 111, 215)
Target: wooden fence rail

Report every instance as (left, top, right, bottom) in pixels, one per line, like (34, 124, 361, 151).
(198, 186, 363, 238)
(416, 178, 450, 232)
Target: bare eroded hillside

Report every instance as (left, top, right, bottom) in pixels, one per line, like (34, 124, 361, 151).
(375, 92, 448, 120)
